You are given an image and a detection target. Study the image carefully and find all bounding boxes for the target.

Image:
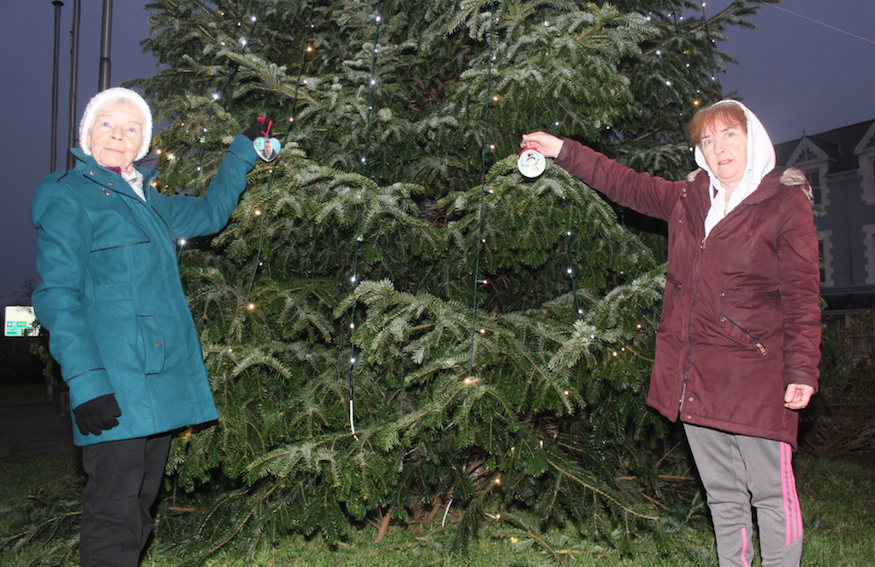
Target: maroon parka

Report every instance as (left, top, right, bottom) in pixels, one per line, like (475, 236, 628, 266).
(555, 139, 821, 449)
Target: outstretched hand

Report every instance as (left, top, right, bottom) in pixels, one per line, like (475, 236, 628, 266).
(521, 132, 564, 159)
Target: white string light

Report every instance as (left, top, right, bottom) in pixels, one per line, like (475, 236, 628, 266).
(340, 0, 374, 415)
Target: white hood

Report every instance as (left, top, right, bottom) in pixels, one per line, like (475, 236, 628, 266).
(696, 100, 775, 237)
(79, 87, 153, 162)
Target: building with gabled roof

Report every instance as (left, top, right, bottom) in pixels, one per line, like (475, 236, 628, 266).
(774, 118, 875, 321)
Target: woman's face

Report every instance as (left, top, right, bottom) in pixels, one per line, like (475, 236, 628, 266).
(699, 118, 748, 190)
(87, 101, 143, 173)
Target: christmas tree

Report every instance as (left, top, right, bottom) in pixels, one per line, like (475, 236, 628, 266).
(130, 0, 772, 559)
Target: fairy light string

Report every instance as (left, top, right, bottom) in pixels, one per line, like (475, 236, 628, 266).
(244, 0, 318, 303)
(550, 98, 584, 322)
(347, 0, 384, 440)
(192, 1, 267, 194)
(671, 11, 705, 106)
(646, 6, 726, 166)
(175, 1, 267, 259)
(468, 0, 499, 374)
(654, 48, 687, 136)
(698, 3, 720, 89)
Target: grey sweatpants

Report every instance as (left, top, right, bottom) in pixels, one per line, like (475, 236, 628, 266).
(684, 424, 803, 567)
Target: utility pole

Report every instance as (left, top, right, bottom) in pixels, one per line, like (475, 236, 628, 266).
(65, 0, 81, 170)
(51, 1, 64, 173)
(98, 0, 113, 91)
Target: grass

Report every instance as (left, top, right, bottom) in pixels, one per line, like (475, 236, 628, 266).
(0, 459, 82, 567)
(0, 454, 872, 566)
(796, 457, 875, 567)
(1, 379, 873, 566)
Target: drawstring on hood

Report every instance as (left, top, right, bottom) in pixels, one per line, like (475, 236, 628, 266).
(696, 100, 775, 237)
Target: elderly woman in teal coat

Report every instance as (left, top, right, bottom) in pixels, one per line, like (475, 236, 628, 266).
(31, 87, 270, 566)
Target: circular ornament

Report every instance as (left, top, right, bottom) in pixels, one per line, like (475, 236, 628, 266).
(517, 147, 546, 178)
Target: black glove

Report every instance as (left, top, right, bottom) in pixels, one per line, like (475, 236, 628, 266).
(73, 394, 122, 436)
(242, 117, 273, 141)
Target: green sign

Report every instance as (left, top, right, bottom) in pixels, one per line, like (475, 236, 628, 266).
(4, 306, 37, 337)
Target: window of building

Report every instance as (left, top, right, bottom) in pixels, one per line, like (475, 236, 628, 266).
(818, 240, 826, 283)
(865, 226, 875, 285)
(807, 169, 821, 205)
(819, 230, 834, 287)
(787, 138, 832, 207)
(854, 122, 875, 203)
(868, 157, 875, 202)
(861, 156, 874, 203)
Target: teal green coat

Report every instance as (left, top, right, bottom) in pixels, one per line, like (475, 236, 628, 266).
(32, 135, 256, 446)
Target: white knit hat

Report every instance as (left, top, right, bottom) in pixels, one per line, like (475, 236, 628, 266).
(79, 87, 153, 161)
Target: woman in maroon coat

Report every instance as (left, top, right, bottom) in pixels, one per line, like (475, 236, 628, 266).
(523, 100, 820, 567)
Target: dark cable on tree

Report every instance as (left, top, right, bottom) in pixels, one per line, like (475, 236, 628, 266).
(190, 1, 266, 193)
(699, 2, 721, 94)
(553, 97, 584, 322)
(245, 0, 317, 303)
(654, 48, 688, 138)
(177, 1, 268, 262)
(346, 0, 384, 440)
(468, 0, 499, 376)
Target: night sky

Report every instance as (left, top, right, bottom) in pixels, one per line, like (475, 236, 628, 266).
(1, 0, 873, 306)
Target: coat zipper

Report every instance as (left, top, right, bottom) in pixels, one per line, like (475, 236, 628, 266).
(719, 314, 768, 356)
(679, 182, 710, 414)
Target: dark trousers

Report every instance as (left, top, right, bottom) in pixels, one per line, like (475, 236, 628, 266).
(79, 433, 172, 567)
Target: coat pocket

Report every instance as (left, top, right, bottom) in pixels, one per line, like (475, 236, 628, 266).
(90, 223, 150, 252)
(137, 315, 166, 375)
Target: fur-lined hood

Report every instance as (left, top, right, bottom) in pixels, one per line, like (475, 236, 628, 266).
(686, 167, 814, 203)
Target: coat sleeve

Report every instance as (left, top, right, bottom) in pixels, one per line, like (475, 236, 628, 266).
(31, 178, 115, 409)
(151, 134, 257, 238)
(776, 187, 822, 390)
(554, 138, 684, 222)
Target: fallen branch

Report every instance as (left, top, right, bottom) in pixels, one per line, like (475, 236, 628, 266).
(376, 505, 393, 543)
